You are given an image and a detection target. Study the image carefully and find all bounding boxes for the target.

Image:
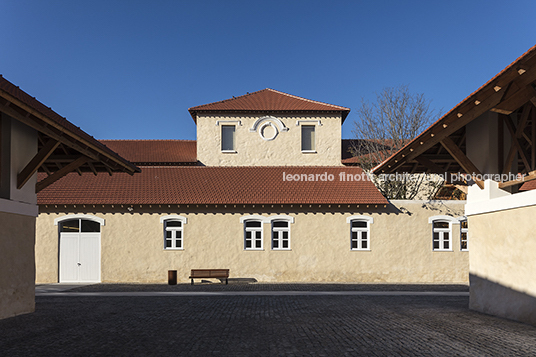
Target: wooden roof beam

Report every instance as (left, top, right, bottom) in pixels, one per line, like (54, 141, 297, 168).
(17, 139, 60, 189)
(440, 137, 484, 189)
(499, 169, 536, 189)
(490, 84, 536, 115)
(36, 156, 89, 193)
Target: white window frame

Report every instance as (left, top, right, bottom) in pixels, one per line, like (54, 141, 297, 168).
(459, 217, 468, 251)
(54, 214, 105, 227)
(428, 215, 457, 252)
(221, 124, 236, 153)
(160, 215, 187, 250)
(270, 216, 293, 250)
(347, 215, 373, 251)
(243, 219, 263, 250)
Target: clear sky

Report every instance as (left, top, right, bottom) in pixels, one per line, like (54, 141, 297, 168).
(1, 1, 535, 140)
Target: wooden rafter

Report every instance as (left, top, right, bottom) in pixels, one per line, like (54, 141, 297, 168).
(17, 139, 60, 189)
(440, 137, 484, 189)
(498, 169, 536, 189)
(36, 156, 88, 193)
(415, 156, 446, 176)
(490, 84, 536, 115)
(532, 108, 536, 170)
(375, 55, 536, 175)
(502, 110, 531, 174)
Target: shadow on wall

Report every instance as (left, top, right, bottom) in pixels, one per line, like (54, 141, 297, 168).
(470, 273, 536, 326)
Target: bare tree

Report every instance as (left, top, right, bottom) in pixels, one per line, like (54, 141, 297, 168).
(351, 85, 442, 199)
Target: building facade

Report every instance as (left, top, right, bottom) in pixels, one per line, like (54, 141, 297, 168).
(35, 89, 468, 284)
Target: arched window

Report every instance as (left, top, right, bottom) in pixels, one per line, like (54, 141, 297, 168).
(272, 220, 290, 250)
(55, 214, 104, 233)
(243, 220, 263, 250)
(428, 216, 458, 251)
(347, 216, 373, 251)
(160, 215, 187, 250)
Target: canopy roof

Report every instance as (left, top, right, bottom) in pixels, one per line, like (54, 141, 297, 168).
(0, 75, 140, 192)
(372, 44, 536, 189)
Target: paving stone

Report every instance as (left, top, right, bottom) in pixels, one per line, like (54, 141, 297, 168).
(1, 285, 535, 356)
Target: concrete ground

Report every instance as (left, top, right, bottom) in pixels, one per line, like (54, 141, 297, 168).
(1, 283, 535, 356)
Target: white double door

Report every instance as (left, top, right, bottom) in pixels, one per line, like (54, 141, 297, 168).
(59, 232, 101, 283)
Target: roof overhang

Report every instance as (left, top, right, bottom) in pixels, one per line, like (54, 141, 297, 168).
(0, 75, 140, 193)
(372, 44, 536, 189)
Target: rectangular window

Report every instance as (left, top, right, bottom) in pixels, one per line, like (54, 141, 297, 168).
(244, 220, 263, 250)
(460, 220, 468, 251)
(351, 220, 370, 250)
(164, 220, 183, 249)
(301, 125, 315, 152)
(432, 221, 451, 251)
(221, 125, 235, 152)
(272, 220, 290, 250)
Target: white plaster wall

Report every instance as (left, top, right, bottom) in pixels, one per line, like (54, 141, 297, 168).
(0, 212, 35, 319)
(10, 118, 37, 204)
(196, 114, 342, 166)
(468, 204, 536, 325)
(36, 201, 468, 284)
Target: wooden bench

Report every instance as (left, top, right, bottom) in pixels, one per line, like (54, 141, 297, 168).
(189, 269, 229, 285)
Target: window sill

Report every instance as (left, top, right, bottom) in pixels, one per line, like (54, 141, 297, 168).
(351, 249, 371, 251)
(164, 248, 184, 251)
(221, 150, 237, 154)
(461, 249, 469, 252)
(301, 150, 317, 154)
(244, 248, 264, 251)
(272, 248, 292, 251)
(432, 249, 453, 252)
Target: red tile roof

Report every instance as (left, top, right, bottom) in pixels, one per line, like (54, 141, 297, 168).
(188, 88, 350, 122)
(37, 166, 387, 205)
(519, 180, 536, 191)
(100, 140, 197, 165)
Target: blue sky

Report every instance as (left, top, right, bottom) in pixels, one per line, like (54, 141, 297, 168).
(1, 1, 535, 140)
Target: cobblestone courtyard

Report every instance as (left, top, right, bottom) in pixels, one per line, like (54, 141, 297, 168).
(1, 285, 535, 356)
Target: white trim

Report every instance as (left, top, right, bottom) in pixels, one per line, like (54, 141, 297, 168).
(55, 214, 105, 226)
(348, 216, 372, 251)
(215, 120, 242, 126)
(258, 122, 278, 141)
(427, 215, 459, 224)
(346, 215, 374, 224)
(249, 116, 288, 133)
(271, 220, 291, 250)
(268, 215, 294, 223)
(301, 150, 317, 154)
(430, 217, 454, 252)
(239, 215, 269, 223)
(466, 181, 536, 216)
(296, 120, 323, 127)
(160, 215, 187, 224)
(0, 198, 38, 217)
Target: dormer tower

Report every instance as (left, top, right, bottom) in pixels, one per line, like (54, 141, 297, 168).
(188, 89, 350, 166)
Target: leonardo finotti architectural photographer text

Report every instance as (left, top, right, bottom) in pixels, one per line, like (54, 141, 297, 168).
(282, 171, 527, 183)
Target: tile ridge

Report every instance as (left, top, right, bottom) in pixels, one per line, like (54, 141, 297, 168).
(265, 88, 350, 111)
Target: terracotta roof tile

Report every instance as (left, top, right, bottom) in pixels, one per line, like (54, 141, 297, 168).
(37, 166, 387, 205)
(100, 140, 197, 164)
(188, 89, 350, 122)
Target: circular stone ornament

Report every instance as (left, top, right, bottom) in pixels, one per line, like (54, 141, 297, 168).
(258, 121, 278, 141)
